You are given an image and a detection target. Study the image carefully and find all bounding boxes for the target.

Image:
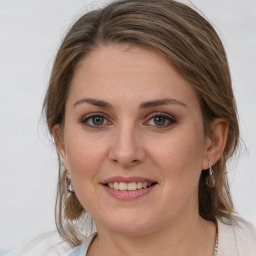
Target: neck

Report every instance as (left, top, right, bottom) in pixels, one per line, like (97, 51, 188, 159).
(88, 213, 217, 256)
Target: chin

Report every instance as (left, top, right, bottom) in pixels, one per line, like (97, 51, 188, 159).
(97, 209, 156, 235)
(107, 221, 153, 235)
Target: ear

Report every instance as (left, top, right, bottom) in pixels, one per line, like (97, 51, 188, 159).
(201, 118, 229, 170)
(52, 124, 68, 168)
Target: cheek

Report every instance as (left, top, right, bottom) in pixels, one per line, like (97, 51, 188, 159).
(147, 129, 205, 216)
(63, 133, 108, 211)
(64, 131, 107, 180)
(149, 127, 205, 186)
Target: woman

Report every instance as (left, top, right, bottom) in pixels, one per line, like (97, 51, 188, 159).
(11, 0, 256, 255)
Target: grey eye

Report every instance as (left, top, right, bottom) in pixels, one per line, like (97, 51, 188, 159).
(91, 116, 105, 125)
(82, 114, 109, 127)
(153, 116, 167, 126)
(146, 113, 176, 128)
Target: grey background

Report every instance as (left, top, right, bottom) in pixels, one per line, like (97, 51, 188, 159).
(1, 0, 255, 248)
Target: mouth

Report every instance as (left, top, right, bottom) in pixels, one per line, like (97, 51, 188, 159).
(104, 181, 157, 191)
(100, 176, 158, 199)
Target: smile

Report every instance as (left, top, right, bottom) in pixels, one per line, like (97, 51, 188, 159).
(106, 181, 154, 191)
(101, 177, 158, 200)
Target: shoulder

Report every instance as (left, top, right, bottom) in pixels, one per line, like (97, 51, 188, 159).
(217, 213, 256, 256)
(69, 233, 97, 256)
(4, 231, 73, 256)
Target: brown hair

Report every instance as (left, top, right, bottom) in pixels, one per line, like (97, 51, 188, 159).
(43, 0, 239, 247)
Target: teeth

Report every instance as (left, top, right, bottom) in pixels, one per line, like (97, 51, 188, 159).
(119, 182, 128, 191)
(127, 182, 137, 191)
(113, 182, 119, 190)
(137, 182, 142, 189)
(107, 182, 153, 190)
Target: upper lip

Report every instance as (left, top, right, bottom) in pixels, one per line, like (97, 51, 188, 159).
(101, 176, 157, 184)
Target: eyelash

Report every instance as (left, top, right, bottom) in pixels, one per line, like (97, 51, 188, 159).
(145, 112, 177, 127)
(80, 112, 177, 128)
(80, 112, 110, 128)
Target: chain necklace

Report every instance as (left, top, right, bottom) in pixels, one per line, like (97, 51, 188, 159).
(213, 233, 218, 256)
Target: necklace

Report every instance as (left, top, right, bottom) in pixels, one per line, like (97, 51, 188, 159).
(213, 233, 218, 256)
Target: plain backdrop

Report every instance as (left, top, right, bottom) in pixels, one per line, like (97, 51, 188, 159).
(1, 0, 256, 249)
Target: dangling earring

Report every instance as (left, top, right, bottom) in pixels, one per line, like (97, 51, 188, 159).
(206, 161, 215, 188)
(66, 172, 75, 193)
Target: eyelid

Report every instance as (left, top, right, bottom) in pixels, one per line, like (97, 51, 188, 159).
(146, 112, 176, 120)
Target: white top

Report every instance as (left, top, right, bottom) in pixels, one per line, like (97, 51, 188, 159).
(4, 214, 256, 256)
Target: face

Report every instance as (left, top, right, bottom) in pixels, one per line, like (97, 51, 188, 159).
(57, 44, 210, 235)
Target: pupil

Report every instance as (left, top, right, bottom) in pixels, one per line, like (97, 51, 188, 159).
(154, 116, 165, 126)
(93, 116, 104, 125)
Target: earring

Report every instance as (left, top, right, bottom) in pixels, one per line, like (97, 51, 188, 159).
(66, 172, 75, 193)
(206, 162, 215, 188)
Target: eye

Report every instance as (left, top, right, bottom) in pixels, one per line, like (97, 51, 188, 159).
(146, 113, 176, 127)
(81, 113, 110, 127)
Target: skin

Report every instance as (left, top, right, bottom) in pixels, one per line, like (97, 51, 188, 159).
(54, 44, 228, 256)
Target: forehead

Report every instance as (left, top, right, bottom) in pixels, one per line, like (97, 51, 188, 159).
(67, 44, 199, 109)
(74, 44, 181, 81)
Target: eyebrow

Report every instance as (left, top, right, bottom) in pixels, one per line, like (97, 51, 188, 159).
(73, 98, 187, 109)
(73, 98, 112, 108)
(139, 98, 187, 108)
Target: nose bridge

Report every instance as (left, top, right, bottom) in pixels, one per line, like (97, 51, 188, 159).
(108, 120, 145, 167)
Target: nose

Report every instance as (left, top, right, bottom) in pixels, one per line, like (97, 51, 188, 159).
(108, 124, 146, 168)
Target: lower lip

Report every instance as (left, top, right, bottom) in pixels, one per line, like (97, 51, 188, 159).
(102, 184, 156, 200)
